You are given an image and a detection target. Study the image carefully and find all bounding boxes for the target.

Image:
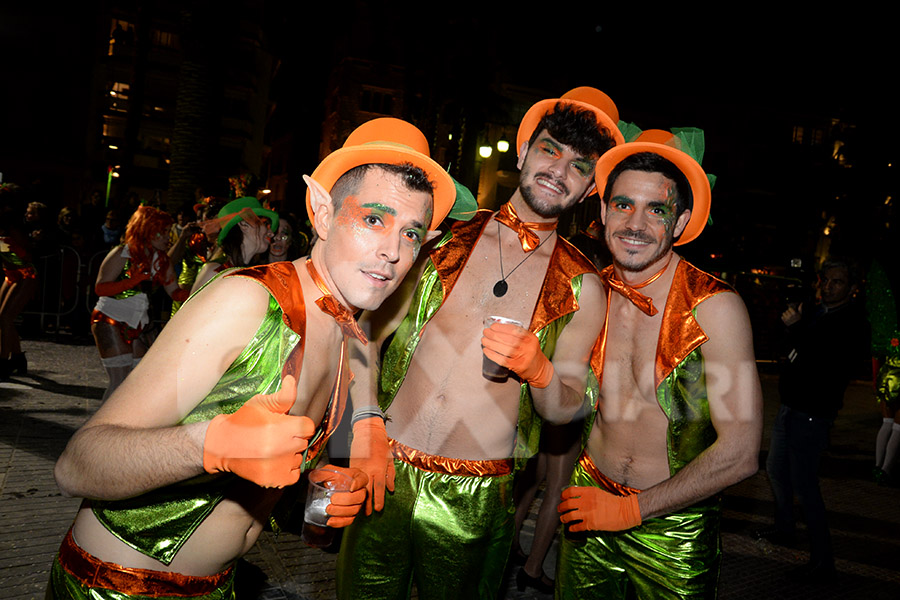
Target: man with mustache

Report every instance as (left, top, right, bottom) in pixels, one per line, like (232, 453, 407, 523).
(555, 131, 763, 599)
(336, 88, 621, 599)
(47, 118, 456, 600)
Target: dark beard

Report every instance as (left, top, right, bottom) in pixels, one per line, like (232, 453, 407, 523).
(607, 230, 675, 273)
(520, 178, 572, 218)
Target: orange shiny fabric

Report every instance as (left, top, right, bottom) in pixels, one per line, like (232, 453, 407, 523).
(90, 309, 142, 344)
(430, 210, 597, 334)
(494, 202, 557, 252)
(591, 258, 732, 389)
(654, 259, 732, 389)
(389, 438, 513, 477)
(578, 451, 640, 497)
(4, 264, 37, 284)
(55, 529, 233, 597)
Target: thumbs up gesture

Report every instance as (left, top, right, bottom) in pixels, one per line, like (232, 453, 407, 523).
(203, 375, 315, 488)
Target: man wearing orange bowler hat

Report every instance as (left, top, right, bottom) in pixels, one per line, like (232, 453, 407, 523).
(336, 88, 621, 599)
(46, 118, 457, 599)
(555, 129, 763, 599)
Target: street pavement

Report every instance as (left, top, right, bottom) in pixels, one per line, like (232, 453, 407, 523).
(2, 336, 899, 599)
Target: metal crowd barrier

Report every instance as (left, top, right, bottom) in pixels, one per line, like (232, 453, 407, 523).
(21, 246, 108, 333)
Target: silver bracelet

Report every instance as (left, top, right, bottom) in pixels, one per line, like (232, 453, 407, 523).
(351, 405, 386, 427)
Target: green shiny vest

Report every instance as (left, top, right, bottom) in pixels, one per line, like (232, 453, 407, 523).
(584, 259, 733, 475)
(110, 246, 144, 300)
(91, 263, 314, 565)
(379, 210, 597, 471)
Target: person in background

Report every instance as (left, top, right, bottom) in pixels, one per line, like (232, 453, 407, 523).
(1, 185, 38, 379)
(762, 257, 871, 581)
(90, 205, 190, 400)
(190, 197, 277, 294)
(266, 216, 299, 263)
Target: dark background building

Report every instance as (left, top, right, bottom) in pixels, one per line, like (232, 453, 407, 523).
(2, 1, 897, 345)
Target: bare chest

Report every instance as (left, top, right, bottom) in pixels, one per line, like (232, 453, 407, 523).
(600, 298, 664, 414)
(291, 315, 344, 425)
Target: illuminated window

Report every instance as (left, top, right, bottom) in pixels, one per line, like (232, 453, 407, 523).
(110, 82, 130, 99)
(791, 125, 804, 144)
(108, 19, 133, 55)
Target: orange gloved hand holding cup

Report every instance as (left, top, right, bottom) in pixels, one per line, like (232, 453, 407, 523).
(481, 316, 554, 388)
(301, 465, 368, 547)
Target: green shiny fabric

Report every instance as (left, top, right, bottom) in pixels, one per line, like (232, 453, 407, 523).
(91, 293, 302, 565)
(556, 460, 721, 600)
(336, 458, 515, 600)
(378, 224, 581, 472)
(46, 555, 235, 600)
(657, 343, 716, 475)
(876, 355, 900, 407)
(113, 254, 143, 299)
(170, 251, 206, 315)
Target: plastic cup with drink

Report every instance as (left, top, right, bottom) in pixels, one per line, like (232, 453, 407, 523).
(482, 315, 524, 382)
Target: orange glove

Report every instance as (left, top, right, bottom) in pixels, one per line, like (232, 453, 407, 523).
(203, 375, 314, 488)
(557, 486, 642, 532)
(481, 322, 554, 388)
(309, 465, 369, 528)
(350, 415, 395, 514)
(95, 269, 151, 297)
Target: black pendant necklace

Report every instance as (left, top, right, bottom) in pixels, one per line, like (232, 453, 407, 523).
(493, 221, 556, 297)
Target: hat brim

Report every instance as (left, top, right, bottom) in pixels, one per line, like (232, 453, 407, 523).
(516, 98, 626, 156)
(594, 142, 711, 246)
(305, 144, 455, 231)
(217, 207, 279, 245)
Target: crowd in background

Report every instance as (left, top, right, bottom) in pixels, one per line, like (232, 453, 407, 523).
(0, 180, 310, 381)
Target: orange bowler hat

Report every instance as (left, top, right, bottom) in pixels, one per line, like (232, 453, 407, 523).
(516, 86, 625, 157)
(305, 118, 455, 231)
(593, 129, 711, 246)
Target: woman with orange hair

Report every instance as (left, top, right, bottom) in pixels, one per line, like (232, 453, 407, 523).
(91, 205, 189, 399)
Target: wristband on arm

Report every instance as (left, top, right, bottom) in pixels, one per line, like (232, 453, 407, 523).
(350, 405, 394, 514)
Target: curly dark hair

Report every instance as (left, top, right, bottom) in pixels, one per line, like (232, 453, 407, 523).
(528, 103, 617, 159)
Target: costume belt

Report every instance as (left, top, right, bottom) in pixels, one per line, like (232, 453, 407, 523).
(389, 438, 513, 477)
(56, 529, 233, 596)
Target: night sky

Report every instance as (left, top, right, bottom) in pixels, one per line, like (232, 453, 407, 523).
(3, 3, 896, 266)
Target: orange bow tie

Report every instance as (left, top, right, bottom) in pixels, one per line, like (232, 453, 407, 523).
(494, 203, 557, 252)
(599, 265, 662, 316)
(306, 259, 368, 344)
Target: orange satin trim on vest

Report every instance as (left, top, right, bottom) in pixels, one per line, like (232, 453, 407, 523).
(430, 210, 493, 303)
(226, 261, 306, 336)
(57, 529, 233, 597)
(590, 259, 732, 389)
(389, 438, 513, 477)
(226, 261, 307, 384)
(429, 210, 597, 333)
(578, 451, 640, 497)
(654, 259, 732, 388)
(226, 261, 346, 459)
(530, 237, 597, 333)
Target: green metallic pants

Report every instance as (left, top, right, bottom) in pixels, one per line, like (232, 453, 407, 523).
(555, 454, 721, 600)
(46, 530, 235, 600)
(336, 442, 515, 600)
